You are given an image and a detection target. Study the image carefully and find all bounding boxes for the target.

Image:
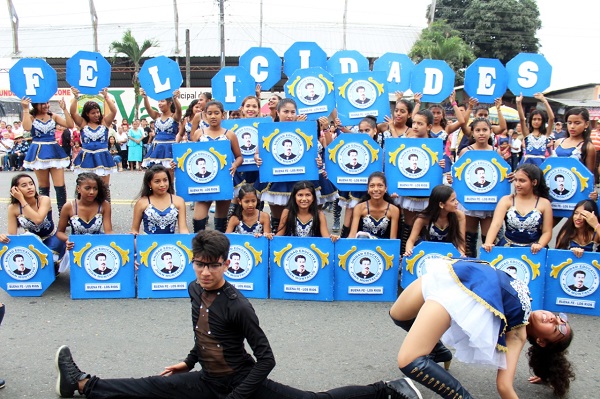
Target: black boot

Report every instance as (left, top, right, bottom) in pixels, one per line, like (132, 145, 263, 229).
(392, 317, 452, 370)
(104, 184, 111, 203)
(227, 203, 240, 222)
(193, 218, 207, 233)
(332, 198, 341, 232)
(385, 378, 423, 399)
(341, 225, 350, 238)
(39, 186, 50, 197)
(400, 223, 412, 256)
(0, 303, 4, 325)
(55, 185, 67, 215)
(271, 217, 280, 234)
(466, 232, 479, 258)
(214, 217, 227, 233)
(400, 355, 473, 399)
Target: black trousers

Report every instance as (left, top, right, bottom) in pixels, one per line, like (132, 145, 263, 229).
(83, 371, 389, 399)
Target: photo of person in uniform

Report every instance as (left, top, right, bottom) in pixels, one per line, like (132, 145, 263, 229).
(506, 265, 518, 279)
(344, 149, 363, 170)
(356, 257, 375, 279)
(12, 254, 31, 276)
(160, 252, 179, 274)
(194, 158, 211, 179)
(240, 132, 256, 152)
(354, 86, 370, 105)
(405, 154, 422, 174)
(553, 174, 570, 196)
(303, 83, 320, 101)
(291, 254, 310, 277)
(279, 139, 297, 160)
(473, 167, 491, 188)
(227, 252, 245, 274)
(568, 270, 589, 292)
(92, 253, 112, 275)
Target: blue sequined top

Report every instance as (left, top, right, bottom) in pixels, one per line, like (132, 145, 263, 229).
(503, 196, 543, 246)
(141, 195, 179, 234)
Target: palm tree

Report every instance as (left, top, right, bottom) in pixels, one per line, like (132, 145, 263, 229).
(109, 29, 159, 119)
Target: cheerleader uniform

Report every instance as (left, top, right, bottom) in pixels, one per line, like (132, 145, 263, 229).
(553, 139, 583, 160)
(291, 217, 315, 237)
(520, 134, 549, 166)
(73, 125, 117, 176)
(569, 236, 597, 252)
(356, 202, 392, 239)
(414, 221, 450, 247)
(69, 201, 104, 235)
(421, 258, 531, 368)
(23, 118, 70, 169)
(233, 212, 264, 235)
(17, 199, 66, 271)
(141, 195, 179, 234)
(497, 196, 543, 247)
(142, 117, 179, 168)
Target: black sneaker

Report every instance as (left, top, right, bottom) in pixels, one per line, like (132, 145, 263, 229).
(386, 378, 423, 399)
(0, 378, 5, 389)
(55, 346, 89, 398)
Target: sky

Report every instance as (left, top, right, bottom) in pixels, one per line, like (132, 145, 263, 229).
(1, 0, 599, 92)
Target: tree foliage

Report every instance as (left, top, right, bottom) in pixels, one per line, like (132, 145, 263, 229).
(109, 30, 159, 119)
(409, 20, 476, 84)
(427, 0, 541, 64)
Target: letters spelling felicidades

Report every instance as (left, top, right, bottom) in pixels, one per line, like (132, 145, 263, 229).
(23, 67, 43, 95)
(339, 58, 358, 74)
(387, 62, 401, 83)
(79, 59, 98, 87)
(224, 75, 237, 102)
(299, 50, 311, 69)
(423, 68, 443, 95)
(477, 67, 496, 95)
(250, 56, 269, 82)
(518, 61, 539, 89)
(148, 65, 171, 93)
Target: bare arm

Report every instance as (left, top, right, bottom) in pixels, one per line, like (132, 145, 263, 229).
(225, 215, 239, 233)
(496, 327, 527, 399)
(276, 209, 289, 236)
(130, 198, 146, 234)
(226, 131, 243, 176)
(388, 204, 400, 239)
(516, 94, 530, 137)
(102, 201, 113, 234)
(21, 98, 33, 131)
(69, 88, 86, 128)
(174, 195, 189, 234)
(348, 204, 365, 238)
(172, 90, 182, 122)
(141, 89, 160, 120)
(535, 199, 554, 250)
(318, 211, 330, 238)
(101, 88, 117, 128)
(457, 210, 466, 256)
(6, 204, 19, 235)
(404, 216, 426, 257)
(190, 113, 203, 142)
(483, 195, 512, 250)
(53, 98, 74, 129)
(56, 201, 73, 244)
(445, 91, 465, 133)
(492, 97, 507, 134)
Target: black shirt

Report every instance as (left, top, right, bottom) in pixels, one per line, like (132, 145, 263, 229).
(184, 281, 275, 399)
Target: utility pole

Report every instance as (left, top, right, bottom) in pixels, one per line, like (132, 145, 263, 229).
(219, 0, 226, 68)
(185, 29, 191, 87)
(259, 0, 263, 47)
(88, 0, 98, 52)
(342, 0, 348, 50)
(173, 0, 180, 55)
(429, 0, 437, 25)
(7, 0, 20, 56)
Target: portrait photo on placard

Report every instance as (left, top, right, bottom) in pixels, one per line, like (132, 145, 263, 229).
(399, 148, 429, 179)
(348, 80, 376, 109)
(150, 244, 186, 279)
(284, 248, 318, 282)
(84, 245, 120, 280)
(349, 250, 383, 284)
(186, 151, 218, 183)
(547, 167, 576, 201)
(3, 247, 38, 280)
(225, 245, 253, 280)
(496, 259, 531, 284)
(298, 77, 326, 106)
(339, 143, 369, 174)
(465, 160, 498, 193)
(273, 133, 304, 164)
(560, 263, 599, 297)
(238, 129, 257, 155)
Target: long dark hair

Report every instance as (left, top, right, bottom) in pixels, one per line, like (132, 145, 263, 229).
(233, 184, 259, 222)
(81, 101, 103, 123)
(183, 99, 199, 120)
(468, 117, 494, 146)
(416, 185, 464, 251)
(30, 103, 52, 117)
(514, 163, 550, 200)
(564, 107, 591, 166)
(281, 181, 321, 237)
(136, 165, 174, 199)
(75, 172, 107, 205)
(527, 109, 549, 135)
(358, 172, 394, 204)
(428, 104, 447, 129)
(527, 331, 575, 397)
(10, 174, 38, 205)
(555, 199, 598, 249)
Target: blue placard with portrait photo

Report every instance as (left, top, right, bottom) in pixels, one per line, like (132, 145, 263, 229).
(452, 150, 512, 211)
(385, 138, 444, 197)
(0, 235, 56, 297)
(334, 238, 400, 302)
(69, 235, 135, 299)
(286, 67, 336, 121)
(479, 246, 547, 310)
(258, 121, 319, 183)
(325, 133, 383, 192)
(222, 117, 270, 172)
(269, 237, 334, 301)
(544, 250, 600, 316)
(334, 71, 389, 126)
(173, 141, 234, 202)
(136, 234, 196, 298)
(225, 234, 269, 299)
(540, 157, 593, 218)
(400, 242, 462, 289)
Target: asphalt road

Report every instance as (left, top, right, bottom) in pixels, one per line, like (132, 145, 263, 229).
(0, 170, 597, 398)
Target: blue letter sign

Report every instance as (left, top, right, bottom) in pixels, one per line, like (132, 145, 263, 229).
(66, 51, 111, 95)
(139, 56, 183, 102)
(464, 58, 508, 103)
(372, 52, 415, 93)
(410, 60, 455, 103)
(9, 58, 58, 103)
(283, 42, 327, 77)
(239, 47, 282, 91)
(211, 66, 255, 111)
(506, 53, 552, 97)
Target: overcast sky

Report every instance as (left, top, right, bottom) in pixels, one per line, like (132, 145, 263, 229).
(1, 0, 599, 92)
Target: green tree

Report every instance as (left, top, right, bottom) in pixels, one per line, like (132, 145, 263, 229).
(409, 21, 476, 85)
(109, 30, 159, 119)
(427, 0, 541, 64)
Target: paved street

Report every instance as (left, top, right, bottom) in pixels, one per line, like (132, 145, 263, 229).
(0, 170, 597, 398)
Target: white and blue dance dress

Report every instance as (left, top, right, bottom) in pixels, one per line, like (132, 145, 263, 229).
(141, 195, 179, 234)
(69, 201, 104, 235)
(73, 125, 117, 176)
(497, 196, 543, 247)
(17, 200, 66, 266)
(356, 202, 392, 239)
(143, 117, 179, 168)
(414, 220, 451, 247)
(520, 134, 549, 167)
(553, 139, 583, 161)
(23, 118, 70, 170)
(233, 212, 264, 235)
(421, 258, 531, 368)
